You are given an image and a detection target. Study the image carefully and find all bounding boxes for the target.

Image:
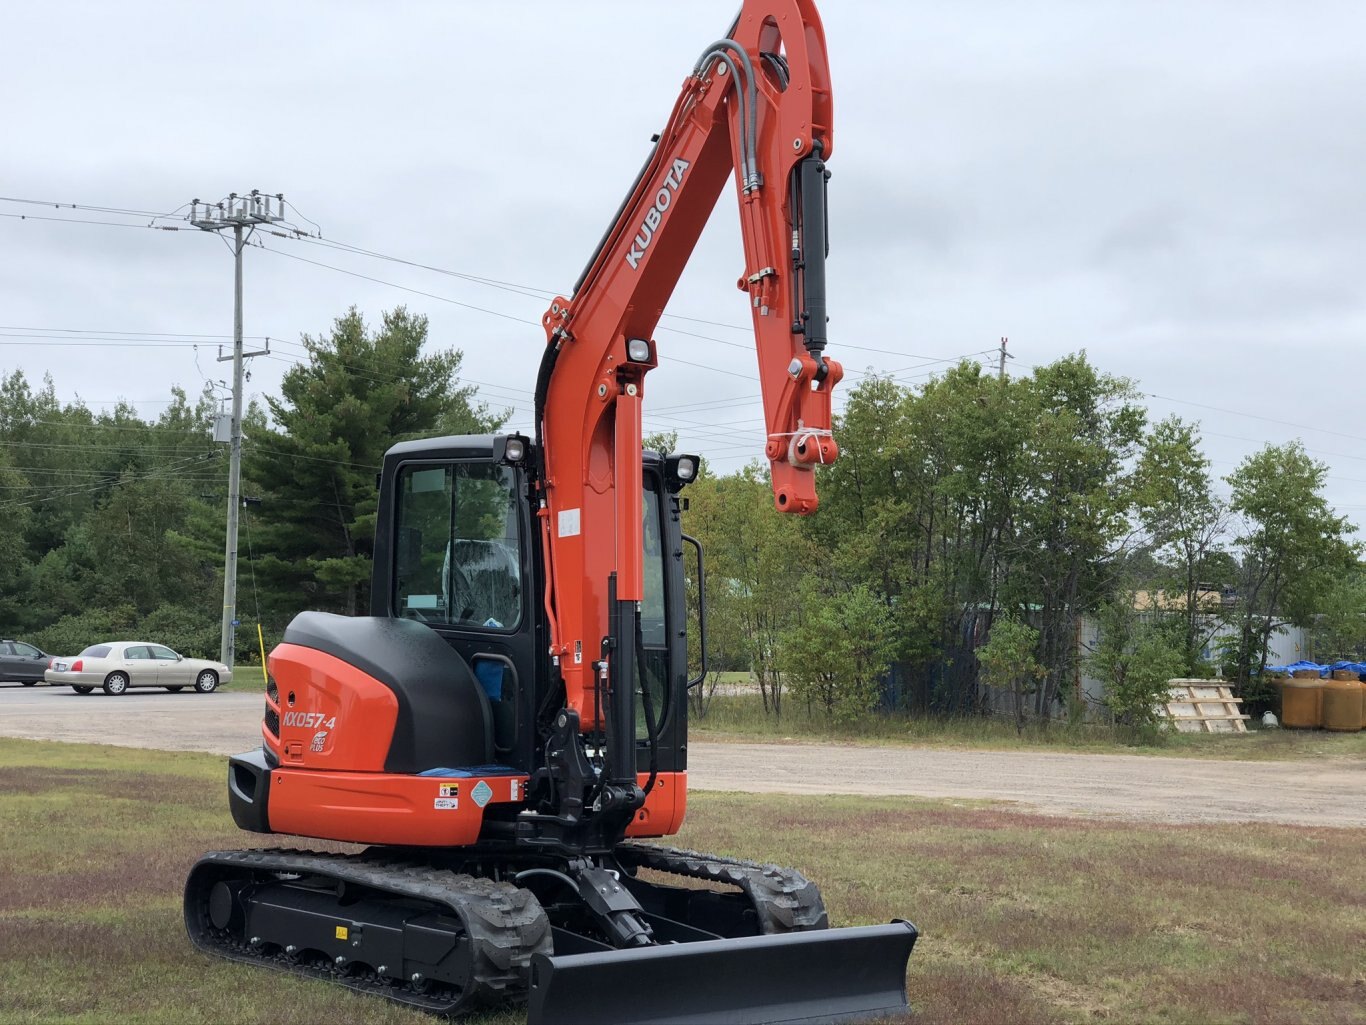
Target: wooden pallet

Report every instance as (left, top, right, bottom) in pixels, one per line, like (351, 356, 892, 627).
(1161, 680, 1250, 733)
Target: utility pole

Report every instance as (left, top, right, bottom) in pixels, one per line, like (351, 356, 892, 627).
(190, 191, 283, 666)
(997, 336, 1013, 381)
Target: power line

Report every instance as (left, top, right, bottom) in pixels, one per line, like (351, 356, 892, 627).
(0, 195, 190, 220)
(0, 338, 201, 348)
(0, 210, 189, 232)
(0, 439, 217, 453)
(1145, 392, 1366, 446)
(0, 325, 270, 340)
(0, 453, 221, 509)
(280, 229, 985, 364)
(14, 417, 210, 433)
(253, 241, 544, 328)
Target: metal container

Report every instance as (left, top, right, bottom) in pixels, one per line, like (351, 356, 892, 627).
(1281, 675, 1323, 730)
(1321, 678, 1364, 732)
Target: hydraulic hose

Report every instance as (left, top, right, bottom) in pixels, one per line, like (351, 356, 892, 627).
(695, 40, 760, 190)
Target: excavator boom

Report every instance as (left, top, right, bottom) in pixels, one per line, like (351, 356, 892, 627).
(536, 0, 845, 737)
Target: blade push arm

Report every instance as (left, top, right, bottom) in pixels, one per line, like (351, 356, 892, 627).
(533, 0, 840, 729)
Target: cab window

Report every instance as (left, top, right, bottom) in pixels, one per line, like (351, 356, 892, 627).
(394, 462, 524, 630)
(636, 483, 669, 738)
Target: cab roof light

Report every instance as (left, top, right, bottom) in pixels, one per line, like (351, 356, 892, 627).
(665, 453, 700, 491)
(501, 434, 530, 465)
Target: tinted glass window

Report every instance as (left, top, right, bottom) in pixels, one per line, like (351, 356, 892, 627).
(636, 482, 669, 739)
(0, 643, 13, 655)
(394, 463, 523, 630)
(14, 643, 41, 657)
(149, 646, 178, 661)
(80, 645, 112, 658)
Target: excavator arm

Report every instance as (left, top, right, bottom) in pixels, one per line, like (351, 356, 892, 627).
(534, 0, 843, 738)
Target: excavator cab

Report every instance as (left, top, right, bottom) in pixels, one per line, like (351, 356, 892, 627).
(222, 434, 690, 845)
(370, 434, 690, 799)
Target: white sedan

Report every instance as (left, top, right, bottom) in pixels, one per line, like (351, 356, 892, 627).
(45, 642, 232, 696)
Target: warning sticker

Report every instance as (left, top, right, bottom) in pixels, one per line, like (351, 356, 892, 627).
(558, 508, 581, 538)
(511, 779, 520, 801)
(471, 780, 493, 808)
(335, 926, 349, 941)
(438, 783, 460, 798)
(434, 797, 459, 811)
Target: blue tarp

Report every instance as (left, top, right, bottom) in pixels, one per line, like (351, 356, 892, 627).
(1261, 660, 1324, 676)
(1261, 660, 1366, 678)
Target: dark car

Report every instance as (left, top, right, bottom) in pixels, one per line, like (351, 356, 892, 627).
(0, 639, 54, 685)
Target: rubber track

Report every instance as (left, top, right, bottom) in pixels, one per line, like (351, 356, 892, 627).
(185, 848, 552, 1015)
(616, 843, 830, 933)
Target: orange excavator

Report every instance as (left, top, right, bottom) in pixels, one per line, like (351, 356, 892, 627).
(184, 2, 917, 1021)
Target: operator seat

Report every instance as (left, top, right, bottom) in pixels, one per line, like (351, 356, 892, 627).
(281, 611, 493, 773)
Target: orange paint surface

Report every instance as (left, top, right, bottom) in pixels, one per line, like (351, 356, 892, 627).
(626, 771, 687, 838)
(269, 768, 530, 847)
(267, 642, 398, 772)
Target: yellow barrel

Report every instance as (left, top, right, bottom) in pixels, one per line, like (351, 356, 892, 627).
(1281, 673, 1323, 729)
(1321, 677, 1364, 732)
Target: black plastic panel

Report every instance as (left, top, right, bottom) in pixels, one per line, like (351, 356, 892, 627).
(282, 612, 492, 774)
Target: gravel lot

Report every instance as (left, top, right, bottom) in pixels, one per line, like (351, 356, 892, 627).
(2, 683, 1361, 827)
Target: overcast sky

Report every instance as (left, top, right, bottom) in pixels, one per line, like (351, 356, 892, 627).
(3, 0, 1365, 530)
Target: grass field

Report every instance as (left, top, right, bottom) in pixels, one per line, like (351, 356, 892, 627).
(691, 689, 1366, 761)
(1, 738, 1362, 1024)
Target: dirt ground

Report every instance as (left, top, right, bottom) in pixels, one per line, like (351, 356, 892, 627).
(2, 684, 1361, 827)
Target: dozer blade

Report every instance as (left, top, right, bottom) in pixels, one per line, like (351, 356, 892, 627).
(526, 920, 917, 1025)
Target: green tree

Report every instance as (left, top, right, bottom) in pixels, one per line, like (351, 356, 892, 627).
(1134, 417, 1230, 673)
(679, 470, 746, 719)
(1005, 355, 1147, 720)
(976, 615, 1044, 735)
(1088, 595, 1185, 729)
(1, 376, 221, 636)
(809, 365, 1030, 713)
(1308, 564, 1366, 662)
(682, 466, 807, 716)
(0, 454, 34, 626)
(1226, 442, 1358, 687)
(247, 307, 502, 618)
(642, 430, 679, 453)
(780, 580, 895, 723)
